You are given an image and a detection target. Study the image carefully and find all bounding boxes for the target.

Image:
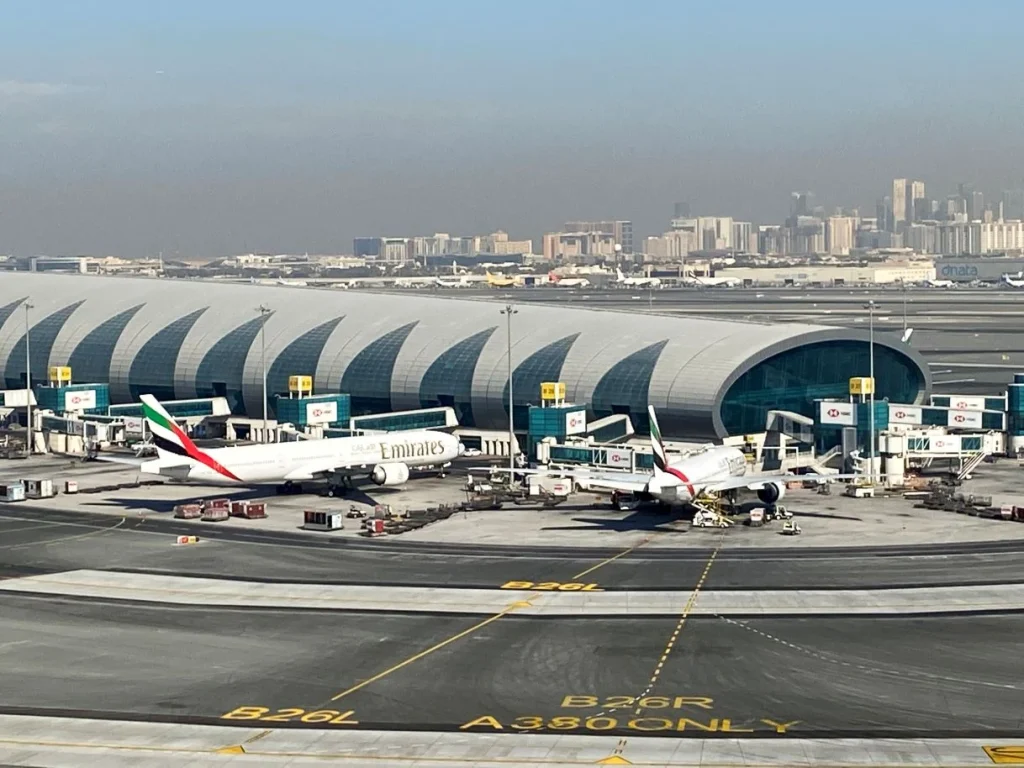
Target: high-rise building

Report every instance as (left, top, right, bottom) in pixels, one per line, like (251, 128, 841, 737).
(543, 231, 617, 262)
(1004, 188, 1024, 221)
(891, 178, 907, 230)
(731, 221, 753, 253)
(674, 216, 734, 250)
(970, 191, 985, 221)
(876, 198, 891, 232)
(791, 192, 814, 217)
(379, 237, 413, 264)
(826, 216, 855, 256)
(353, 237, 382, 258)
(909, 180, 926, 222)
(564, 221, 633, 254)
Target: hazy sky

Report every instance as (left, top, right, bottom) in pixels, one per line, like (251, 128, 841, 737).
(3, 0, 1024, 257)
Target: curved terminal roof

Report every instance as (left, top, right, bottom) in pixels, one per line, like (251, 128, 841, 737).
(0, 274, 932, 438)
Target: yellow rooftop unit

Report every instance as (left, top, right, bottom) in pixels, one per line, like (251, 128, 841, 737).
(540, 381, 566, 405)
(288, 375, 313, 397)
(849, 376, 874, 396)
(49, 366, 72, 385)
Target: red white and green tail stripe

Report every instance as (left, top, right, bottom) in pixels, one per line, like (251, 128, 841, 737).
(646, 405, 695, 496)
(140, 395, 241, 482)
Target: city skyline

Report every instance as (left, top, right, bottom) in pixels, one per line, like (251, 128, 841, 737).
(3, 0, 1024, 257)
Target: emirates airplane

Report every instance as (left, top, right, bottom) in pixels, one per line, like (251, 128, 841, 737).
(104, 394, 463, 489)
(501, 406, 866, 509)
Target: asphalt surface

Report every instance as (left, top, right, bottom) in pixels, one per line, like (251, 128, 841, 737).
(0, 592, 1019, 738)
(3, 505, 1024, 590)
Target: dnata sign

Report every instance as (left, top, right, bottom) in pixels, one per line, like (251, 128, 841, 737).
(939, 264, 978, 279)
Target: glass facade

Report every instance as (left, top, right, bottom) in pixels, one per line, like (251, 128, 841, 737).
(352, 409, 448, 432)
(128, 308, 208, 402)
(195, 315, 268, 414)
(418, 327, 496, 426)
(503, 333, 580, 431)
(0, 297, 26, 334)
(264, 316, 344, 416)
(721, 341, 925, 436)
(68, 304, 144, 385)
(591, 340, 668, 434)
(4, 301, 86, 389)
(341, 322, 418, 416)
(111, 399, 215, 418)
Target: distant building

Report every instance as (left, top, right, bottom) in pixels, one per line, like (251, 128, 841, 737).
(563, 220, 633, 254)
(826, 216, 856, 256)
(543, 231, 617, 262)
(1003, 188, 1024, 221)
(909, 180, 926, 222)
(731, 221, 753, 253)
(352, 237, 381, 259)
(477, 231, 532, 255)
(379, 237, 414, 265)
(892, 178, 907, 230)
(673, 202, 690, 218)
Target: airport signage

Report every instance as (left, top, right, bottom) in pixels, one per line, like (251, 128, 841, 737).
(948, 410, 982, 429)
(123, 416, 145, 434)
(603, 448, 632, 468)
(949, 396, 986, 412)
(818, 401, 856, 426)
(306, 401, 337, 425)
(64, 389, 96, 412)
(565, 410, 587, 435)
(889, 405, 922, 426)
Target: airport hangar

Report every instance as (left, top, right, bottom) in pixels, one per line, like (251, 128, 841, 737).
(0, 273, 932, 439)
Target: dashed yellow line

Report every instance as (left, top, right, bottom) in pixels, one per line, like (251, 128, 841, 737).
(633, 538, 724, 716)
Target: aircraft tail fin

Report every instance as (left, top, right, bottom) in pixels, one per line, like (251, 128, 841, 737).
(616, 267, 625, 281)
(647, 405, 670, 476)
(140, 394, 241, 481)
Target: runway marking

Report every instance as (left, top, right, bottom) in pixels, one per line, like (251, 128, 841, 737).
(716, 614, 1022, 691)
(0, 522, 65, 535)
(630, 537, 724, 716)
(500, 580, 601, 591)
(329, 598, 536, 702)
(0, 517, 125, 550)
(571, 536, 653, 580)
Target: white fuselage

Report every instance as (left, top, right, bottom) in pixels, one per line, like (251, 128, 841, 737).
(646, 445, 748, 503)
(142, 430, 462, 486)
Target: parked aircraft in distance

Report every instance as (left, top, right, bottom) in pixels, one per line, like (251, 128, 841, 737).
(615, 268, 661, 288)
(548, 272, 591, 288)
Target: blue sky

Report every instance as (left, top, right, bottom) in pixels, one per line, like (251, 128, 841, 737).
(2, 0, 1023, 256)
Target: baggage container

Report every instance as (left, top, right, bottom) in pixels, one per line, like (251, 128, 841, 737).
(207, 498, 230, 510)
(230, 501, 267, 519)
(174, 503, 203, 519)
(0, 483, 25, 502)
(24, 479, 56, 499)
(202, 506, 229, 522)
(64, 480, 79, 494)
(303, 510, 343, 531)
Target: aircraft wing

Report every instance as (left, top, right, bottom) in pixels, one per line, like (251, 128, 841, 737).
(475, 466, 650, 494)
(704, 471, 877, 494)
(283, 460, 356, 482)
(91, 454, 149, 467)
(573, 471, 650, 494)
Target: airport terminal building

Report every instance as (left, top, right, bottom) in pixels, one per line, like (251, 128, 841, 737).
(0, 274, 931, 439)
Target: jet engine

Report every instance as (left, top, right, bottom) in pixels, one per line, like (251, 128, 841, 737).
(371, 463, 410, 486)
(756, 481, 786, 505)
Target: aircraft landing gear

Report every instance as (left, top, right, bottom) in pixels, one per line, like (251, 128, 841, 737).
(326, 474, 355, 497)
(276, 481, 303, 495)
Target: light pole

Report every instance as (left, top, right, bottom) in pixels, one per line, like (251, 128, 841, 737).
(866, 300, 876, 485)
(500, 304, 518, 473)
(256, 305, 272, 441)
(24, 302, 33, 455)
(901, 281, 908, 336)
